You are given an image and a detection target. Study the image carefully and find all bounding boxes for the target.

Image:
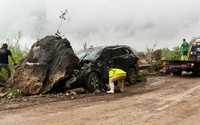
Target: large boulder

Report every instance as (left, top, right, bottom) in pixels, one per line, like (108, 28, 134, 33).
(7, 36, 79, 95)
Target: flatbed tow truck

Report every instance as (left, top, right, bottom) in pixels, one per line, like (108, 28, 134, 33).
(162, 40, 200, 75)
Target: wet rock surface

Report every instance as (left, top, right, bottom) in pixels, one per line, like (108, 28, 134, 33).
(7, 36, 79, 95)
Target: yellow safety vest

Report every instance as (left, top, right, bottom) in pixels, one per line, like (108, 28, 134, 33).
(109, 68, 126, 78)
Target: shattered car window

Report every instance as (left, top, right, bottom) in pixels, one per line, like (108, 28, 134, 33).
(76, 47, 103, 61)
(76, 49, 89, 59)
(121, 48, 131, 54)
(111, 49, 122, 57)
(84, 48, 102, 60)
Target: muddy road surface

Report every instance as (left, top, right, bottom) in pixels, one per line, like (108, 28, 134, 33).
(1, 73, 200, 125)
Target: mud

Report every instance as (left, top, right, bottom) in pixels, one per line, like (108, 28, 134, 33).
(1, 73, 200, 125)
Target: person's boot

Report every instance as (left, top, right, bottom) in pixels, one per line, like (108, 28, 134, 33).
(107, 82, 114, 93)
(120, 81, 124, 92)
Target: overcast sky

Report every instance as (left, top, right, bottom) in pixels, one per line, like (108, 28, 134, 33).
(0, 0, 200, 52)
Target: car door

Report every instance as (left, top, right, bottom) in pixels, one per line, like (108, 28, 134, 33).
(98, 48, 113, 79)
(110, 48, 131, 71)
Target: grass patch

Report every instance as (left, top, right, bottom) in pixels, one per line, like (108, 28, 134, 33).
(3, 88, 21, 97)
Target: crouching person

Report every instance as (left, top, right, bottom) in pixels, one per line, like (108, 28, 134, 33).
(107, 68, 127, 94)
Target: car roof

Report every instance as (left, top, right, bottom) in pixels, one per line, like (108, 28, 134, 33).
(88, 45, 131, 50)
(76, 45, 133, 55)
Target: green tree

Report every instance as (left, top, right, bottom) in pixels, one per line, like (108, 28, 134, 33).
(162, 46, 182, 60)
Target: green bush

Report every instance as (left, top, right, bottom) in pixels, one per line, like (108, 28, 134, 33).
(137, 73, 147, 82)
(150, 61, 162, 71)
(161, 46, 182, 60)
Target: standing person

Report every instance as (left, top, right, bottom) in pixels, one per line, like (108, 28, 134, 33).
(107, 68, 127, 94)
(0, 43, 17, 78)
(181, 39, 189, 60)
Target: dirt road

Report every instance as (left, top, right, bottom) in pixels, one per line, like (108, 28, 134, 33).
(1, 73, 200, 125)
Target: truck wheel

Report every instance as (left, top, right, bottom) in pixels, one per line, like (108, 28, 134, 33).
(86, 72, 101, 92)
(127, 68, 137, 84)
(172, 71, 182, 75)
(192, 71, 200, 75)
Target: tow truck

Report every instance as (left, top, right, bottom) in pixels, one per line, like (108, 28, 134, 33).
(162, 40, 200, 75)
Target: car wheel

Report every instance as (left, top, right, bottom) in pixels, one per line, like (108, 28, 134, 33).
(87, 72, 101, 92)
(127, 68, 137, 85)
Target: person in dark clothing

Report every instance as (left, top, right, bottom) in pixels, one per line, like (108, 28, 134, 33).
(0, 43, 16, 77)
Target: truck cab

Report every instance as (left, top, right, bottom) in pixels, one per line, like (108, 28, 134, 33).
(189, 41, 200, 61)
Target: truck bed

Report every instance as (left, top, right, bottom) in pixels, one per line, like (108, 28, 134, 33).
(161, 60, 200, 75)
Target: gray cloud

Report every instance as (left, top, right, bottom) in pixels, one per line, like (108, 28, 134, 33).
(0, 0, 200, 52)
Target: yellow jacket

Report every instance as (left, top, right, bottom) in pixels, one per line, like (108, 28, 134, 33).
(109, 68, 126, 78)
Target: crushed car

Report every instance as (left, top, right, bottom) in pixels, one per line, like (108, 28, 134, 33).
(64, 45, 139, 92)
